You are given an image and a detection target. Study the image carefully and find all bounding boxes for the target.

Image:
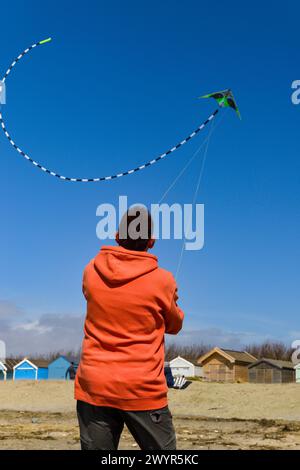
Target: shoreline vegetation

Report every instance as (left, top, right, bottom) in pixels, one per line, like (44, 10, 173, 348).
(5, 340, 295, 363)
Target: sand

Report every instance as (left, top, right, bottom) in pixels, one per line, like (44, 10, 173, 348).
(0, 380, 299, 449)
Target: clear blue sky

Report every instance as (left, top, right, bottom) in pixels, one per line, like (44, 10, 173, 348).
(0, 0, 299, 354)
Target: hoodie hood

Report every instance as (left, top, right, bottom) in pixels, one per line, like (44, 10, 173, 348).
(94, 246, 158, 286)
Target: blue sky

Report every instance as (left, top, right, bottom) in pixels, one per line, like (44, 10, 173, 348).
(0, 0, 299, 354)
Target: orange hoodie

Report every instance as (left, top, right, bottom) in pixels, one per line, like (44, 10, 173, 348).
(75, 245, 184, 411)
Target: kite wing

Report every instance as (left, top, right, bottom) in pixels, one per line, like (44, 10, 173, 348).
(227, 96, 241, 119)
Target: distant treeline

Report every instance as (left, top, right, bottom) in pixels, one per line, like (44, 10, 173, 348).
(244, 341, 294, 361)
(7, 350, 81, 362)
(7, 341, 294, 363)
(166, 340, 294, 362)
(165, 343, 210, 362)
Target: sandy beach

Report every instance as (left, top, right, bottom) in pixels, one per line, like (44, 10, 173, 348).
(0, 380, 299, 450)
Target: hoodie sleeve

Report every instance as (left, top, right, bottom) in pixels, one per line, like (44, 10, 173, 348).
(82, 264, 90, 300)
(164, 286, 184, 335)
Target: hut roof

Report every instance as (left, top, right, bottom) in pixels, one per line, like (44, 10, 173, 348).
(2, 359, 19, 371)
(28, 358, 50, 368)
(222, 349, 257, 363)
(49, 355, 79, 365)
(189, 360, 202, 366)
(249, 358, 295, 370)
(198, 347, 256, 365)
(169, 356, 196, 367)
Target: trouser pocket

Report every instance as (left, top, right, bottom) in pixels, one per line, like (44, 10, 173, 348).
(123, 405, 176, 450)
(150, 406, 172, 424)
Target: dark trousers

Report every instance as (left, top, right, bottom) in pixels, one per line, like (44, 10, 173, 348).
(77, 400, 176, 450)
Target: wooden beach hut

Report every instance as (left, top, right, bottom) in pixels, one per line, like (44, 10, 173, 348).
(248, 358, 295, 383)
(197, 347, 256, 382)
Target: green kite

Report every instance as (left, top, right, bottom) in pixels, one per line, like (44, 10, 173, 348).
(201, 89, 241, 119)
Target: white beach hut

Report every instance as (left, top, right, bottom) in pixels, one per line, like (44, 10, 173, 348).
(169, 356, 203, 378)
(295, 363, 300, 383)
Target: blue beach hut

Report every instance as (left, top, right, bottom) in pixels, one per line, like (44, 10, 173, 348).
(48, 356, 78, 380)
(13, 358, 49, 380)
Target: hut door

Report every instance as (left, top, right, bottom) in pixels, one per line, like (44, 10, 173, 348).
(265, 369, 272, 383)
(207, 364, 218, 381)
(257, 369, 264, 383)
(219, 364, 226, 381)
(207, 364, 232, 382)
(257, 368, 273, 383)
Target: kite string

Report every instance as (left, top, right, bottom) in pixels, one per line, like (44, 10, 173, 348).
(0, 40, 220, 182)
(158, 134, 212, 205)
(158, 109, 226, 205)
(175, 118, 215, 280)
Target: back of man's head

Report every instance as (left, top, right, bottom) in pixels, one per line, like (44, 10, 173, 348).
(117, 206, 154, 252)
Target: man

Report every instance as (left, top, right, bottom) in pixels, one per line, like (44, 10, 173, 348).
(65, 362, 76, 380)
(75, 207, 184, 450)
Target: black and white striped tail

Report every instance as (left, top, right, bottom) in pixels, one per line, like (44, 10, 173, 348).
(0, 40, 219, 183)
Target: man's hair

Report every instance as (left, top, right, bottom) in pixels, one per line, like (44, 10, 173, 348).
(118, 206, 153, 252)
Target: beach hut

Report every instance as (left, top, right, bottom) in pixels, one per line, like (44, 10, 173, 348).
(0, 359, 19, 380)
(198, 347, 256, 382)
(248, 358, 295, 383)
(295, 363, 300, 383)
(169, 356, 203, 378)
(0, 361, 7, 380)
(48, 356, 78, 380)
(13, 358, 49, 380)
(13, 358, 37, 380)
(33, 359, 49, 380)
